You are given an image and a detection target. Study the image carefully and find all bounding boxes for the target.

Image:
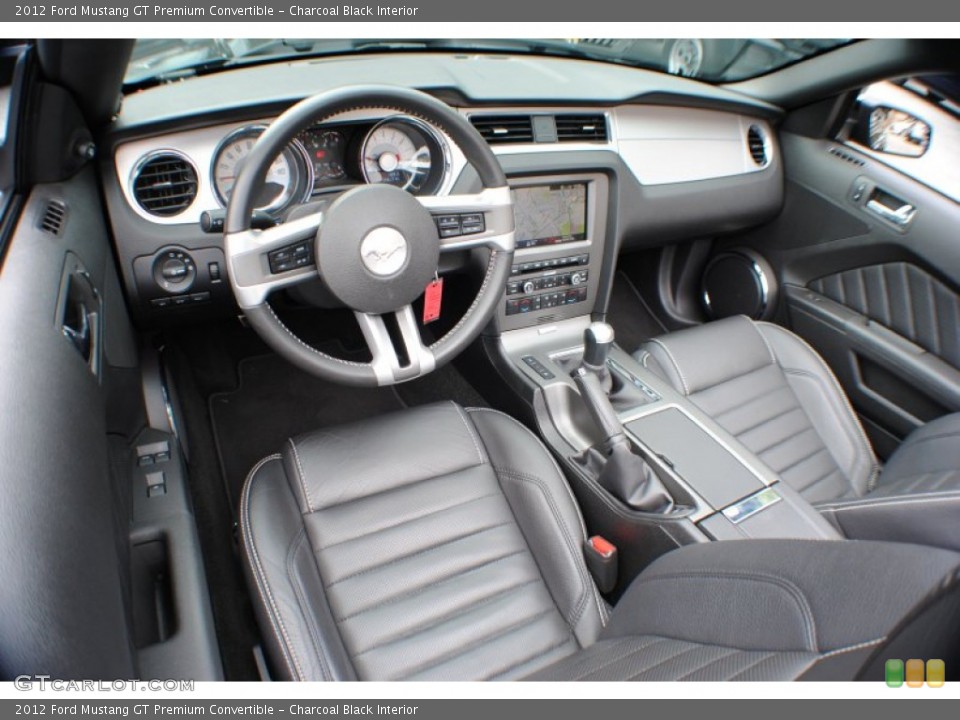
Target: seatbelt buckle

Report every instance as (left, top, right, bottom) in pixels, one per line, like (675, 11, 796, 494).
(584, 535, 618, 594)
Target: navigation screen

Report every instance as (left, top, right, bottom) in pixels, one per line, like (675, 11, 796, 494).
(512, 183, 587, 248)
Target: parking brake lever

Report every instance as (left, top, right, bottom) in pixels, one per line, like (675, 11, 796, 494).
(574, 323, 674, 513)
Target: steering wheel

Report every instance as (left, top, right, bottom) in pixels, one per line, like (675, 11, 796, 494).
(224, 86, 515, 386)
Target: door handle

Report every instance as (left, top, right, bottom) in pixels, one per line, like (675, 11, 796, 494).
(62, 301, 91, 361)
(866, 196, 916, 227)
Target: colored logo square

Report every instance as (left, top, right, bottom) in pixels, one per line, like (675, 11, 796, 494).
(926, 659, 945, 688)
(885, 659, 904, 687)
(906, 658, 925, 687)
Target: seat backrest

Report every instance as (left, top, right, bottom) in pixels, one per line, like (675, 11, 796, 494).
(638, 316, 878, 505)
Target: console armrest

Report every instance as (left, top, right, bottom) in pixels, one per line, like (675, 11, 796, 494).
(603, 539, 960, 655)
(817, 491, 960, 553)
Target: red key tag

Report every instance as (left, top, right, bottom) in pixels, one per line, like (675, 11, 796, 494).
(423, 277, 444, 324)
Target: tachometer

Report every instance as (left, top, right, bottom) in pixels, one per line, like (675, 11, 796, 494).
(212, 126, 310, 213)
(360, 118, 447, 195)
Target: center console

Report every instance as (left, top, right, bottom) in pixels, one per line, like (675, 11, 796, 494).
(493, 315, 840, 593)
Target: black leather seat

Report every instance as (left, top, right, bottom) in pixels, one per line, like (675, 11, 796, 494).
(241, 401, 960, 681)
(635, 316, 960, 552)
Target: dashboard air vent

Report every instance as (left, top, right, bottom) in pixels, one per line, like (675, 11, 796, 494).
(39, 200, 67, 236)
(555, 114, 608, 142)
(470, 115, 534, 145)
(747, 125, 768, 166)
(132, 153, 198, 217)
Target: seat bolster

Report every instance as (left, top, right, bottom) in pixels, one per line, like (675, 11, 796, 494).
(881, 412, 960, 483)
(757, 322, 878, 496)
(600, 539, 960, 655)
(240, 455, 357, 681)
(638, 316, 775, 396)
(467, 407, 606, 647)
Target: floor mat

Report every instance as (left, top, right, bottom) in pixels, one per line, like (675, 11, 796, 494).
(210, 351, 487, 513)
(607, 271, 668, 354)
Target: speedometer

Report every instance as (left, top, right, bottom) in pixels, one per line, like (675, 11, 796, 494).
(360, 118, 447, 195)
(212, 126, 310, 213)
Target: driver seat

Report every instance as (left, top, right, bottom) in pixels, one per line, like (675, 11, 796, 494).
(241, 401, 960, 681)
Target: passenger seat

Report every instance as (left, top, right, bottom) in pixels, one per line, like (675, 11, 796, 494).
(635, 315, 960, 552)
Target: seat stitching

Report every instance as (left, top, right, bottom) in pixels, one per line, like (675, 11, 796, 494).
(795, 467, 844, 496)
(634, 570, 818, 651)
(324, 520, 515, 588)
(495, 467, 590, 630)
(760, 322, 879, 489)
(286, 528, 333, 680)
(818, 636, 886, 659)
(335, 548, 528, 622)
(751, 425, 821, 459)
(239, 453, 304, 680)
(646, 339, 690, 395)
(395, 607, 558, 679)
(674, 647, 743, 681)
(467, 407, 588, 537)
(486, 635, 576, 681)
(570, 637, 672, 680)
(287, 439, 314, 513)
(817, 493, 960, 512)
(351, 578, 543, 658)
(450, 401, 486, 465)
(318, 491, 502, 552)
(726, 651, 778, 681)
(308, 459, 488, 513)
(626, 643, 704, 681)
(467, 407, 604, 628)
(716, 395, 802, 435)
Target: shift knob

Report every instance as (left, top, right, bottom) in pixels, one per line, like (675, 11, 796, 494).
(582, 322, 615, 371)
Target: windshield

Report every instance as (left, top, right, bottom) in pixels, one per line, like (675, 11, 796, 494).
(125, 38, 853, 86)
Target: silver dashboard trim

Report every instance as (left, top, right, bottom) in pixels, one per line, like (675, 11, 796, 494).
(114, 108, 467, 226)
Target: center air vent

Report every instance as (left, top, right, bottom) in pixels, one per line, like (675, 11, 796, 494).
(469, 115, 534, 145)
(747, 126, 769, 167)
(132, 152, 198, 217)
(555, 114, 608, 142)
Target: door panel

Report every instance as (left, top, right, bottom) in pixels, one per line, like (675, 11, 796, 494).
(0, 167, 137, 678)
(720, 128, 960, 459)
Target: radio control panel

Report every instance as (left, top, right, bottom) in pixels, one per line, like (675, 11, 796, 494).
(498, 172, 608, 332)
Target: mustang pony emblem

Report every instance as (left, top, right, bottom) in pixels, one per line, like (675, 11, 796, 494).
(359, 227, 409, 276)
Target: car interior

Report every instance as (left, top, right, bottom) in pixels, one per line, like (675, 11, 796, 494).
(2, 37, 960, 683)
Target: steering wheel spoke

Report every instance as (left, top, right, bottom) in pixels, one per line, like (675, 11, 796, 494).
(225, 210, 323, 309)
(419, 187, 515, 253)
(355, 305, 436, 385)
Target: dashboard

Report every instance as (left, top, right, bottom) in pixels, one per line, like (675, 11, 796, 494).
(100, 52, 785, 331)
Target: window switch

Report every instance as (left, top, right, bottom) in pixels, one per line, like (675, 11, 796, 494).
(147, 484, 167, 498)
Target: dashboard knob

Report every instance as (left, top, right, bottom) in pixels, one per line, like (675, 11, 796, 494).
(161, 258, 189, 283)
(522, 280, 536, 294)
(570, 272, 585, 286)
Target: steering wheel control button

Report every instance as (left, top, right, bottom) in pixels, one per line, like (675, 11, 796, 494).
(318, 184, 440, 315)
(433, 212, 486, 239)
(360, 227, 409, 277)
(152, 248, 197, 293)
(268, 241, 315, 274)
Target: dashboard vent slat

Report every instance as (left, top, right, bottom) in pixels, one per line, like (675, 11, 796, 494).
(555, 114, 608, 142)
(828, 146, 866, 167)
(747, 125, 769, 166)
(469, 115, 534, 145)
(39, 200, 67, 236)
(132, 153, 198, 217)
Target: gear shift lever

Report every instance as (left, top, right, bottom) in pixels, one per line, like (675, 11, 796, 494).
(573, 323, 674, 513)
